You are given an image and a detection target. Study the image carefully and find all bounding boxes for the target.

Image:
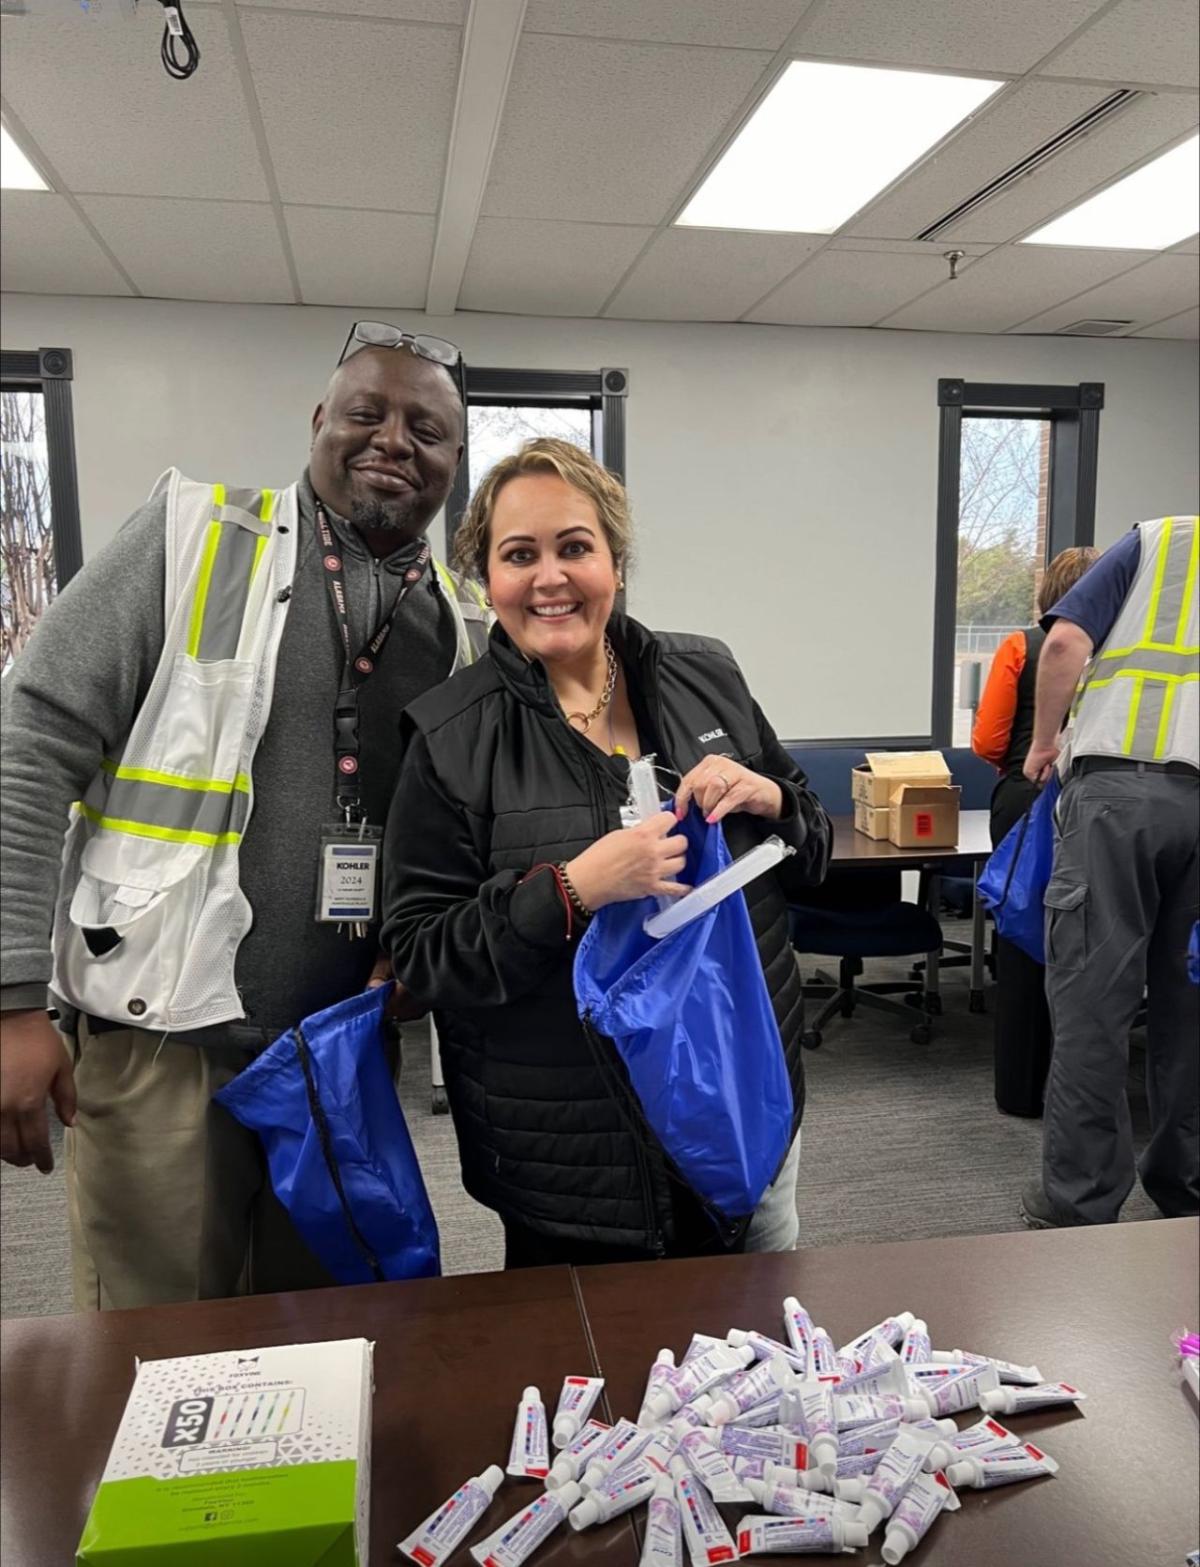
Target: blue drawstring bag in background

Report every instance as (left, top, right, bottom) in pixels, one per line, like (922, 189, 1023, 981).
(574, 808, 793, 1226)
(978, 772, 1062, 965)
(216, 983, 440, 1284)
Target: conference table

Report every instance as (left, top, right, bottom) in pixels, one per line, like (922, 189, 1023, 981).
(3, 1219, 1196, 1566)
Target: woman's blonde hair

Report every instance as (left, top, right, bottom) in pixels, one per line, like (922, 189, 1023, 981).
(1038, 545, 1101, 616)
(453, 437, 632, 584)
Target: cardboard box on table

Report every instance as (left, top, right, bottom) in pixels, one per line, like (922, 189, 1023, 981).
(850, 752, 960, 848)
(889, 783, 962, 848)
(76, 1338, 373, 1566)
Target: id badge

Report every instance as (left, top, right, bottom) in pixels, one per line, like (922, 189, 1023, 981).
(316, 821, 383, 925)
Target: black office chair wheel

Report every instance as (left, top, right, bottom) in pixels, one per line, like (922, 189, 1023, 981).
(431, 1086, 450, 1116)
(801, 1028, 823, 1050)
(910, 1024, 932, 1046)
(968, 989, 986, 1014)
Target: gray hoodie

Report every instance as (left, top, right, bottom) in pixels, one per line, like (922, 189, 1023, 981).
(0, 471, 460, 1048)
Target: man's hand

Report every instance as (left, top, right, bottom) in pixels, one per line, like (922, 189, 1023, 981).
(365, 955, 427, 1023)
(0, 1010, 76, 1173)
(1023, 739, 1061, 785)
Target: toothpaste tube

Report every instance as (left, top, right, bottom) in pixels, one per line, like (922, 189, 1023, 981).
(909, 1360, 1000, 1416)
(726, 1328, 807, 1375)
(807, 1328, 842, 1383)
(582, 1418, 657, 1490)
(837, 1337, 899, 1387)
(899, 1320, 931, 1368)
(398, 1464, 505, 1566)
(507, 1387, 550, 1479)
(719, 1426, 809, 1477)
(734, 1513, 868, 1555)
(469, 1483, 580, 1567)
(546, 1419, 612, 1489)
(781, 1298, 815, 1375)
(978, 1382, 1086, 1415)
(640, 1475, 683, 1567)
(848, 1424, 936, 1534)
(648, 1345, 754, 1420)
(931, 1349, 1043, 1385)
(639, 1350, 677, 1427)
(706, 1356, 789, 1426)
(683, 1333, 728, 1364)
(946, 1441, 1060, 1489)
(674, 1401, 712, 1431)
(834, 1392, 929, 1431)
(838, 1313, 916, 1360)
(570, 1457, 658, 1528)
(744, 1478, 862, 1521)
(827, 1356, 908, 1403)
(726, 1392, 783, 1429)
(676, 1426, 755, 1503)
(671, 1455, 738, 1566)
(552, 1376, 605, 1449)
(948, 1416, 1022, 1459)
(880, 1469, 960, 1565)
(838, 1417, 955, 1469)
(777, 1374, 837, 1476)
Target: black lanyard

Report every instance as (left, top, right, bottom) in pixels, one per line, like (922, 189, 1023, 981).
(315, 500, 430, 820)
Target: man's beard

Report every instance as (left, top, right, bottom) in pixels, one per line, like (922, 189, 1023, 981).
(349, 494, 416, 533)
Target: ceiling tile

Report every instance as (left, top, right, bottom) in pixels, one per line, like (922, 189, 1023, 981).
(522, 0, 813, 49)
(0, 192, 132, 296)
(0, 9, 269, 199)
(480, 35, 774, 224)
(286, 207, 435, 306)
(1131, 306, 1199, 337)
(459, 218, 652, 316)
(793, 0, 1108, 74)
(846, 81, 1107, 239)
(237, 11, 460, 209)
(78, 196, 293, 302)
(938, 94, 1200, 242)
(881, 244, 1146, 331)
(604, 228, 823, 320)
(746, 246, 973, 324)
(1042, 0, 1199, 88)
(1012, 252, 1200, 331)
(240, 0, 464, 18)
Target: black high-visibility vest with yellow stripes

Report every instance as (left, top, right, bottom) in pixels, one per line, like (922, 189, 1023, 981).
(50, 470, 489, 1033)
(1070, 515, 1199, 769)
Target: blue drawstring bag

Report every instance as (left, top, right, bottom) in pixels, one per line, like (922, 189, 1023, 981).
(216, 983, 439, 1284)
(978, 773, 1062, 965)
(574, 808, 793, 1226)
(1188, 922, 1200, 986)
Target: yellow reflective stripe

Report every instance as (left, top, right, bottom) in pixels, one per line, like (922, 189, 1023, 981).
(99, 759, 250, 794)
(76, 800, 240, 847)
(1101, 640, 1200, 658)
(1141, 517, 1173, 644)
(434, 561, 456, 597)
(1154, 683, 1177, 760)
(1122, 676, 1144, 754)
(249, 489, 274, 584)
(1173, 520, 1199, 651)
(186, 484, 227, 658)
(1082, 669, 1199, 690)
(250, 532, 269, 584)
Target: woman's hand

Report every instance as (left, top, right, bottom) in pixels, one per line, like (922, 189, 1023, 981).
(565, 813, 690, 911)
(674, 756, 783, 825)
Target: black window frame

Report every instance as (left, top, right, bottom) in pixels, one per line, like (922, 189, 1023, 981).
(445, 366, 627, 545)
(0, 347, 84, 588)
(931, 377, 1104, 747)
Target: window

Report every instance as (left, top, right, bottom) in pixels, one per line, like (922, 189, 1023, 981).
(933, 379, 1103, 747)
(446, 368, 627, 551)
(1, 349, 83, 669)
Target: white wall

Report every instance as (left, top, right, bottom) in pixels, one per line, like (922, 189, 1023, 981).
(3, 292, 1197, 738)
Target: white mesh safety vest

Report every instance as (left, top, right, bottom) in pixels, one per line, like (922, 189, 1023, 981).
(50, 469, 488, 1033)
(1069, 515, 1199, 769)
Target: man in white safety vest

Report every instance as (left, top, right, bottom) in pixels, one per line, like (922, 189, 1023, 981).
(1021, 514, 1199, 1228)
(0, 321, 489, 1307)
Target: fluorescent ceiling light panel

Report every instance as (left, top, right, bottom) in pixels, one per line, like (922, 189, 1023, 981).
(1022, 135, 1199, 250)
(676, 61, 1001, 234)
(1, 122, 50, 190)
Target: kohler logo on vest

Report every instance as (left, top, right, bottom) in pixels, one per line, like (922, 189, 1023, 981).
(698, 728, 727, 744)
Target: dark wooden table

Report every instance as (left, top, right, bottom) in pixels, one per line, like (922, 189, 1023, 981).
(581, 1219, 1200, 1567)
(4, 1221, 1196, 1566)
(829, 809, 993, 866)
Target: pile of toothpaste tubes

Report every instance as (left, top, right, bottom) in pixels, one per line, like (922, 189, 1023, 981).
(398, 1298, 1086, 1566)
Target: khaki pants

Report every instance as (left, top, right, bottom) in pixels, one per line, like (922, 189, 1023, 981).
(743, 1128, 802, 1252)
(65, 1021, 335, 1311)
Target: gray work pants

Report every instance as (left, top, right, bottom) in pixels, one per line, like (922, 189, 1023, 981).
(1042, 766, 1200, 1224)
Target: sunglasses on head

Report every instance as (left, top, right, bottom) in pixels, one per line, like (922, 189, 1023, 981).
(337, 320, 467, 408)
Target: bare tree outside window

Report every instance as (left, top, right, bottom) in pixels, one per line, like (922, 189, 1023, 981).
(467, 403, 593, 496)
(1, 390, 56, 670)
(953, 416, 1050, 744)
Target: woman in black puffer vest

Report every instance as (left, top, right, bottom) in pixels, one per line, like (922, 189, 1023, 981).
(382, 440, 831, 1267)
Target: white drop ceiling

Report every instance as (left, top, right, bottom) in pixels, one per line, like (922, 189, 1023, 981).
(1, 0, 1196, 338)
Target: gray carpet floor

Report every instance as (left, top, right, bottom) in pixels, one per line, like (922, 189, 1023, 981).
(0, 933, 1159, 1317)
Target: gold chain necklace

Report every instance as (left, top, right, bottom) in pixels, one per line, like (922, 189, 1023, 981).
(563, 636, 618, 733)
